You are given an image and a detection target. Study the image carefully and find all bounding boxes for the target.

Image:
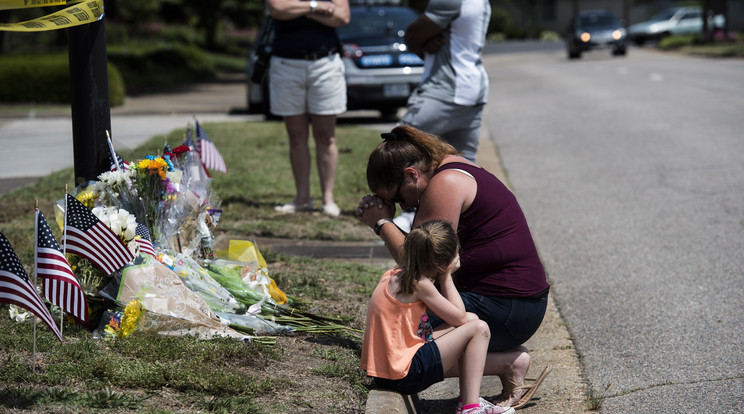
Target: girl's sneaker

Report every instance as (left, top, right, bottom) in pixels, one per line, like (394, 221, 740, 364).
(459, 398, 514, 414)
(461, 406, 514, 414)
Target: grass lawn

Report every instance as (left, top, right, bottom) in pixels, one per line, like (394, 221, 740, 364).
(0, 121, 388, 413)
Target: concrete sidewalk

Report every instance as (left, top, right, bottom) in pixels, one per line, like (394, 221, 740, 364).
(0, 76, 588, 413)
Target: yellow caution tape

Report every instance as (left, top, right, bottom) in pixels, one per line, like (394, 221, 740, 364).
(0, 0, 70, 11)
(0, 0, 104, 32)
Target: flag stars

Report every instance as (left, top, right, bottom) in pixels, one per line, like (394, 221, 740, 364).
(0, 235, 28, 279)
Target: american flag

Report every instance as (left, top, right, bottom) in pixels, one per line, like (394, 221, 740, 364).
(195, 120, 228, 173)
(107, 133, 128, 171)
(109, 150, 128, 171)
(163, 141, 172, 154)
(0, 232, 63, 342)
(135, 223, 156, 258)
(35, 210, 88, 325)
(62, 194, 134, 275)
(184, 128, 196, 149)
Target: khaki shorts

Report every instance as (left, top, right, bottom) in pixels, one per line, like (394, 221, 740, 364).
(269, 54, 347, 116)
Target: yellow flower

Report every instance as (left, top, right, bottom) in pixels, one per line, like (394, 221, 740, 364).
(76, 190, 98, 209)
(118, 299, 143, 338)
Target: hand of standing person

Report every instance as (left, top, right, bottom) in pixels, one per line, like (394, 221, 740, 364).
(268, 0, 350, 27)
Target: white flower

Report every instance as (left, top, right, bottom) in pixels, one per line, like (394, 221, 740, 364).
(9, 305, 30, 323)
(92, 206, 138, 242)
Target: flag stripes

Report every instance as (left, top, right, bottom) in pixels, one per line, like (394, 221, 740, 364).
(0, 232, 63, 342)
(63, 194, 133, 276)
(134, 222, 155, 258)
(200, 139, 228, 173)
(64, 224, 132, 275)
(136, 238, 156, 257)
(35, 210, 88, 325)
(195, 120, 227, 173)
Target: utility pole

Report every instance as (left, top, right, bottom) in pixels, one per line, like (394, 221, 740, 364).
(67, 19, 111, 186)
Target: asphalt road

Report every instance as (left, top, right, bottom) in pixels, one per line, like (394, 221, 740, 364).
(482, 44, 744, 412)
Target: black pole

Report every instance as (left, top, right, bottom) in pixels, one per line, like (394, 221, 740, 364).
(67, 19, 111, 186)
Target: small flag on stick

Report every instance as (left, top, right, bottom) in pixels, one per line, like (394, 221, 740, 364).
(62, 194, 134, 275)
(195, 119, 227, 174)
(106, 131, 128, 171)
(35, 210, 88, 325)
(135, 223, 156, 258)
(0, 232, 63, 342)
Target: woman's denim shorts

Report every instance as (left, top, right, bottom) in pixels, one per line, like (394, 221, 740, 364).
(372, 341, 444, 395)
(430, 292, 549, 352)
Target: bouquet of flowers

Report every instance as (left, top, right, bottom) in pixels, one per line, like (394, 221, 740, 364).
(130, 155, 178, 242)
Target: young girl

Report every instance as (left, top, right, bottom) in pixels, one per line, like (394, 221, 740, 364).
(361, 220, 514, 414)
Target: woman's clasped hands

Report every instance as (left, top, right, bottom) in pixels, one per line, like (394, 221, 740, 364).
(356, 194, 395, 229)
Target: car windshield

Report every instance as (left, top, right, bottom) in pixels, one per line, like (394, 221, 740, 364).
(337, 8, 418, 39)
(578, 13, 618, 28)
(649, 8, 683, 22)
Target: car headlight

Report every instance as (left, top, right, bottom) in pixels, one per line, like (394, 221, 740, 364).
(611, 29, 625, 40)
(580, 32, 591, 42)
(649, 23, 660, 33)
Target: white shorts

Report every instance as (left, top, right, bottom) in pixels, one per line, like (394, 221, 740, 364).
(269, 54, 347, 116)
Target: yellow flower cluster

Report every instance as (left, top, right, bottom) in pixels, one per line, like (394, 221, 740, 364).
(137, 157, 169, 180)
(118, 299, 143, 338)
(76, 189, 98, 209)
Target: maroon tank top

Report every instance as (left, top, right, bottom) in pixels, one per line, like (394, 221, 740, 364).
(434, 162, 549, 297)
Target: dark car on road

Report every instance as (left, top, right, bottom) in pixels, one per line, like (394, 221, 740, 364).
(246, 5, 424, 119)
(566, 9, 627, 59)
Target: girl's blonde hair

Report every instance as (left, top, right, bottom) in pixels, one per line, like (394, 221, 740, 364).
(366, 125, 459, 194)
(397, 220, 459, 295)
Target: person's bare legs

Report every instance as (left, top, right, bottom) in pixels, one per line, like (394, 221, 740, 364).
(309, 114, 338, 207)
(436, 319, 491, 409)
(438, 337, 530, 407)
(283, 114, 312, 206)
(483, 346, 531, 407)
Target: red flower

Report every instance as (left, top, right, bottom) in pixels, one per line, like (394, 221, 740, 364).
(173, 145, 190, 154)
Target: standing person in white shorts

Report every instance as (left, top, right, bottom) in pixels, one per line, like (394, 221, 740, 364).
(267, 0, 350, 217)
(401, 0, 491, 163)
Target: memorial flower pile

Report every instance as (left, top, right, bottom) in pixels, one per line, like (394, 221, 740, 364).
(15, 121, 360, 343)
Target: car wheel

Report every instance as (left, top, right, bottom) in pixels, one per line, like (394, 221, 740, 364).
(567, 41, 581, 59)
(612, 47, 627, 56)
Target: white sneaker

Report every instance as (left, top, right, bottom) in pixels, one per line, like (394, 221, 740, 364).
(322, 203, 340, 217)
(274, 201, 313, 213)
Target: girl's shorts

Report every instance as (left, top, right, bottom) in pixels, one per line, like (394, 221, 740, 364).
(372, 341, 444, 395)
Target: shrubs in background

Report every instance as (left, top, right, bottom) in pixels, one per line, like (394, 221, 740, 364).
(0, 54, 126, 106)
(107, 43, 218, 94)
(0, 42, 225, 105)
(659, 32, 744, 57)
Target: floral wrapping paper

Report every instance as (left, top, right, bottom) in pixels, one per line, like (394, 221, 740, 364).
(116, 255, 247, 340)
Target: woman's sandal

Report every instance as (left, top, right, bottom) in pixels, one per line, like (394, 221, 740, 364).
(509, 365, 552, 409)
